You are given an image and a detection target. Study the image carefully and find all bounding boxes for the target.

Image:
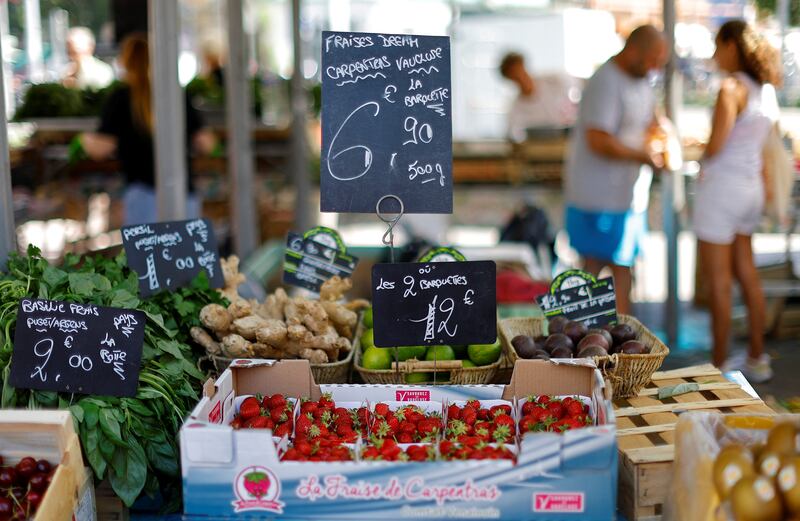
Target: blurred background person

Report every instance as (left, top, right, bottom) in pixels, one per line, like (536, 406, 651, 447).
(564, 25, 670, 315)
(499, 52, 580, 143)
(78, 33, 216, 225)
(61, 27, 114, 89)
(693, 20, 781, 381)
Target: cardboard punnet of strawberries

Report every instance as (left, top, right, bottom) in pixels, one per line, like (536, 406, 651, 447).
(180, 358, 617, 519)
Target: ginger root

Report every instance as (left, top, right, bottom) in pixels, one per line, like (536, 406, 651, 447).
(221, 334, 254, 358)
(190, 326, 221, 356)
(200, 304, 232, 335)
(320, 276, 352, 302)
(232, 315, 270, 341)
(228, 299, 253, 319)
(219, 255, 246, 301)
(299, 348, 328, 364)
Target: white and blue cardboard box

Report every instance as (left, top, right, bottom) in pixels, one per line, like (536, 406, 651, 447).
(180, 359, 618, 520)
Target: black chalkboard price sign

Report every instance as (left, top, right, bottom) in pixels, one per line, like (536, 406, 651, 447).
(121, 218, 224, 297)
(321, 31, 453, 214)
(536, 269, 618, 327)
(371, 261, 496, 347)
(283, 232, 359, 293)
(9, 298, 146, 397)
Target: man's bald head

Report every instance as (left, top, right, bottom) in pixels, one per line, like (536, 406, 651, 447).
(618, 25, 667, 78)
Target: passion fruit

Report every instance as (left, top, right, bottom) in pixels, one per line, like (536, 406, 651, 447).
(578, 333, 610, 353)
(563, 321, 588, 346)
(610, 324, 636, 346)
(547, 316, 569, 335)
(544, 334, 574, 354)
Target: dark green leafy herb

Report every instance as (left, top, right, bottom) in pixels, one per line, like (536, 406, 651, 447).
(0, 246, 227, 511)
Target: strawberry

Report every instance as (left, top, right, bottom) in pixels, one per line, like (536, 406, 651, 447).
(245, 415, 274, 429)
(374, 403, 390, 418)
(398, 421, 416, 435)
(492, 424, 513, 443)
(565, 401, 585, 418)
(477, 408, 491, 421)
(530, 406, 550, 423)
(493, 413, 515, 429)
(417, 419, 440, 439)
(446, 420, 468, 440)
(379, 439, 402, 460)
(318, 393, 335, 410)
(397, 432, 414, 443)
(296, 414, 313, 436)
(547, 401, 564, 420)
(230, 416, 243, 429)
(518, 416, 539, 433)
(536, 395, 552, 405)
(300, 401, 318, 416)
(239, 397, 262, 421)
(461, 408, 477, 426)
(447, 404, 462, 420)
(270, 407, 288, 424)
(274, 422, 292, 438)
(267, 393, 287, 410)
(466, 399, 481, 410)
(490, 405, 512, 417)
(521, 401, 540, 417)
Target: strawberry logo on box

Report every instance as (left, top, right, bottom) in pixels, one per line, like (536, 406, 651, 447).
(533, 492, 584, 513)
(232, 466, 284, 513)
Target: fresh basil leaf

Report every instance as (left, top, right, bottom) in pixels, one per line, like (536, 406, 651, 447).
(43, 266, 67, 289)
(111, 446, 127, 478)
(110, 289, 140, 309)
(68, 273, 95, 297)
(146, 439, 178, 476)
(156, 340, 185, 361)
(110, 439, 147, 506)
(69, 404, 84, 423)
(99, 434, 116, 462)
(99, 409, 125, 446)
(83, 427, 107, 478)
(82, 403, 99, 429)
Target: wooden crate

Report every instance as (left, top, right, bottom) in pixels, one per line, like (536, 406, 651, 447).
(615, 364, 775, 521)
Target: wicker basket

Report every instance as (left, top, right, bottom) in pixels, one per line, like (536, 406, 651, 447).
(498, 314, 669, 398)
(354, 346, 500, 385)
(201, 317, 363, 384)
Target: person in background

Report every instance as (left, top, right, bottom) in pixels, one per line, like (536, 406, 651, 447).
(201, 38, 225, 88)
(61, 27, 114, 89)
(79, 33, 216, 225)
(499, 52, 580, 142)
(694, 20, 781, 381)
(564, 25, 670, 315)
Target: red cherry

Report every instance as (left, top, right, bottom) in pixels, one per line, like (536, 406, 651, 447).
(0, 468, 15, 488)
(0, 498, 10, 515)
(25, 491, 42, 510)
(14, 459, 35, 482)
(34, 460, 50, 475)
(28, 473, 47, 492)
(8, 488, 23, 501)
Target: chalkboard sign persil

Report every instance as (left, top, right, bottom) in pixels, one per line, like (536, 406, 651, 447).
(283, 232, 359, 293)
(121, 218, 224, 297)
(536, 270, 618, 327)
(321, 31, 453, 214)
(9, 298, 146, 397)
(371, 261, 496, 347)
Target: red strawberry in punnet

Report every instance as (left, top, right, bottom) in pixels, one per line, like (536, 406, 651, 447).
(239, 397, 261, 421)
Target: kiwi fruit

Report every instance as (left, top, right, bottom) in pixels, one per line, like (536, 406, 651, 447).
(550, 346, 573, 359)
(730, 475, 783, 521)
(512, 335, 539, 359)
(587, 328, 613, 349)
(577, 345, 608, 358)
(544, 334, 574, 354)
(563, 321, 588, 346)
(610, 324, 636, 346)
(548, 316, 569, 335)
(578, 333, 610, 352)
(757, 449, 787, 480)
(619, 340, 647, 355)
(714, 445, 755, 499)
(778, 457, 800, 515)
(767, 422, 798, 456)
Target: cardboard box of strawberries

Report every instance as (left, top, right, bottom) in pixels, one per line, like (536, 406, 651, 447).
(180, 358, 617, 520)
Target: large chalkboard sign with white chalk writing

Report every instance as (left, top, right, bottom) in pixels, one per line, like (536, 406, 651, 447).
(321, 31, 453, 214)
(121, 219, 224, 297)
(9, 298, 145, 397)
(371, 261, 496, 347)
(536, 270, 618, 327)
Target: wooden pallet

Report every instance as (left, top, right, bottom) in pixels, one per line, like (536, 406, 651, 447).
(615, 364, 774, 521)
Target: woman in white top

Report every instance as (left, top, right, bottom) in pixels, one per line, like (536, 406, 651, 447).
(694, 20, 781, 382)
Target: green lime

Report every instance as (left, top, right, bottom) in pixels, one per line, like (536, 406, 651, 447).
(404, 372, 429, 384)
(467, 339, 502, 366)
(360, 328, 375, 349)
(451, 345, 468, 358)
(363, 307, 373, 328)
(425, 345, 456, 362)
(461, 359, 476, 368)
(361, 346, 393, 370)
(395, 346, 427, 361)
